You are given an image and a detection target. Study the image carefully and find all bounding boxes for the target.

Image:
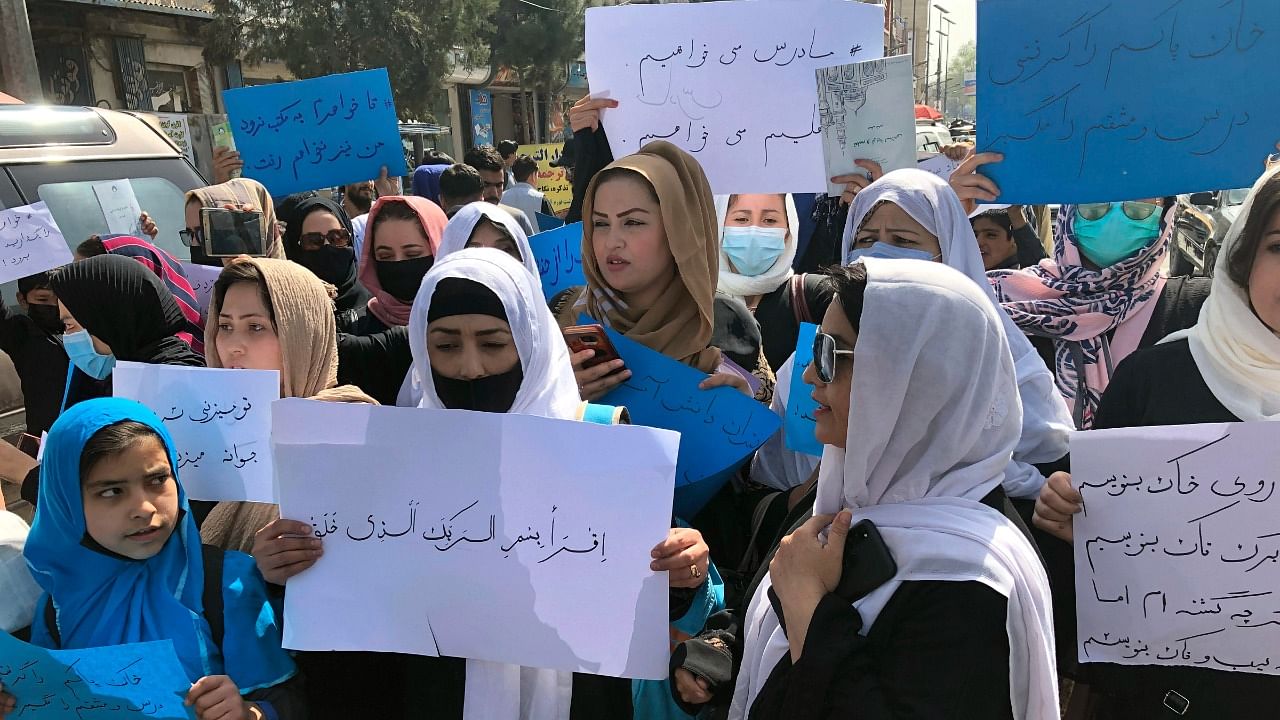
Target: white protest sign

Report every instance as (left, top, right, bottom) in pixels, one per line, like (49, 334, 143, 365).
(0, 203, 73, 284)
(917, 153, 961, 181)
(91, 180, 144, 237)
(273, 399, 679, 679)
(112, 362, 280, 503)
(180, 262, 222, 314)
(1072, 422, 1280, 675)
(816, 55, 917, 196)
(585, 0, 884, 194)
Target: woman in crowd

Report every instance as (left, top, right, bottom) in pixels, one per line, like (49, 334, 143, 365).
(280, 195, 371, 333)
(1033, 165, 1280, 717)
(75, 234, 206, 354)
(184, 179, 286, 264)
(953, 152, 1211, 430)
(555, 140, 768, 402)
(437, 201, 537, 275)
(725, 259, 1058, 718)
(969, 205, 1048, 271)
(1, 398, 301, 720)
(715, 193, 832, 372)
(338, 195, 447, 404)
(200, 257, 376, 554)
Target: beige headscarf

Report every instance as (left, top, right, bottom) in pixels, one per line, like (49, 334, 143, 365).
(185, 178, 286, 260)
(200, 257, 375, 552)
(573, 140, 722, 373)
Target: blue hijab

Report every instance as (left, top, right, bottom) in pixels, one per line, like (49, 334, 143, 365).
(24, 397, 295, 690)
(412, 163, 449, 204)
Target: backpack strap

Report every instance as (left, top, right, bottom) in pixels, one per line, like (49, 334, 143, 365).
(41, 544, 227, 652)
(201, 543, 225, 652)
(789, 273, 812, 325)
(576, 401, 630, 426)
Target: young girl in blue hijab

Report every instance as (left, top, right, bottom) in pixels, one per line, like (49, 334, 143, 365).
(1, 398, 301, 720)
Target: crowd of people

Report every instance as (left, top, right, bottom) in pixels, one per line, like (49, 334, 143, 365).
(0, 87, 1277, 720)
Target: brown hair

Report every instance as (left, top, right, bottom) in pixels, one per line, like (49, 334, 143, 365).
(1227, 173, 1280, 288)
(212, 259, 276, 329)
(80, 420, 167, 480)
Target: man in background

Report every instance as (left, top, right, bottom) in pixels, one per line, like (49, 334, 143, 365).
(464, 145, 536, 235)
(502, 155, 555, 222)
(439, 163, 485, 217)
(497, 139, 519, 189)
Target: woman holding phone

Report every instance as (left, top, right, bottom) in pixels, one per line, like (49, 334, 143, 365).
(183, 179, 286, 263)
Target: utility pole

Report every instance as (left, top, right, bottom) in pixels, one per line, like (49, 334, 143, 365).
(0, 0, 41, 101)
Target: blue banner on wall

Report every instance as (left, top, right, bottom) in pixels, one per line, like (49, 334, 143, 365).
(469, 89, 495, 148)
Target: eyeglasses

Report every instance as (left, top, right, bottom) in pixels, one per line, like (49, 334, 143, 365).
(1076, 201, 1160, 222)
(812, 331, 855, 384)
(178, 228, 204, 247)
(299, 228, 352, 251)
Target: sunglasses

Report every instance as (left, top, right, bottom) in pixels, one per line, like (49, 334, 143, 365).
(1076, 201, 1160, 222)
(178, 227, 204, 247)
(299, 228, 352, 251)
(812, 331, 855, 384)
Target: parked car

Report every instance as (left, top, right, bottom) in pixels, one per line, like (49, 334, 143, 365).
(0, 104, 209, 434)
(1169, 187, 1248, 277)
(915, 120, 953, 156)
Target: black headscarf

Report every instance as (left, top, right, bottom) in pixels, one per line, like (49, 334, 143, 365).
(281, 196, 369, 314)
(50, 255, 203, 366)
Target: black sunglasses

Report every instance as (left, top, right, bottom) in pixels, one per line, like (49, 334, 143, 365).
(812, 331, 855, 384)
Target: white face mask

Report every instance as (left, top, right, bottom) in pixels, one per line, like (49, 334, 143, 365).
(722, 226, 787, 276)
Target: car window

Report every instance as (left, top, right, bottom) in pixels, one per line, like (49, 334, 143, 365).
(1224, 188, 1249, 206)
(36, 176, 189, 261)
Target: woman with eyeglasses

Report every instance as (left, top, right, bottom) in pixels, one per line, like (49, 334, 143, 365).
(183, 179, 287, 265)
(280, 195, 370, 333)
(1031, 165, 1280, 718)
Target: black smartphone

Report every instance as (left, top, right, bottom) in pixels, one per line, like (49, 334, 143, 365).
(769, 518, 897, 632)
(202, 207, 264, 257)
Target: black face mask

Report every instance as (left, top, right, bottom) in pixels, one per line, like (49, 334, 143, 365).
(376, 256, 435, 303)
(27, 303, 62, 334)
(431, 365, 524, 413)
(298, 245, 357, 286)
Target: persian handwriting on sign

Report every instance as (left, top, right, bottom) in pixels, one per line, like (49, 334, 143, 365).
(0, 634, 192, 720)
(784, 323, 823, 457)
(112, 363, 280, 504)
(179, 263, 221, 314)
(272, 399, 678, 679)
(223, 68, 407, 197)
(977, 0, 1280, 204)
(91, 180, 144, 237)
(0, 202, 73, 285)
(815, 55, 917, 196)
(528, 223, 585, 300)
(517, 143, 572, 214)
(1072, 422, 1280, 675)
(585, 0, 884, 194)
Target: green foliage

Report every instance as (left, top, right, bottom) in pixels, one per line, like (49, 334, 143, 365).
(489, 0, 585, 89)
(203, 0, 498, 118)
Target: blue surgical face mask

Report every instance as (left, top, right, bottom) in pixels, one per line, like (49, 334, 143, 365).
(722, 226, 787, 276)
(63, 329, 116, 380)
(1072, 203, 1161, 268)
(846, 242, 940, 263)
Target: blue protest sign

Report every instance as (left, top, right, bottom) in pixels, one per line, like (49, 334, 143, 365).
(596, 326, 781, 515)
(535, 212, 565, 233)
(784, 323, 823, 458)
(0, 633, 193, 719)
(529, 223, 586, 299)
(223, 68, 406, 197)
(977, 1, 1280, 204)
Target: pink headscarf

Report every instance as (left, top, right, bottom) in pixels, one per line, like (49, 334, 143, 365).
(357, 195, 447, 327)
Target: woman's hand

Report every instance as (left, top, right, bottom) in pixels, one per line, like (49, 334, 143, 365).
(212, 147, 244, 185)
(186, 675, 253, 720)
(831, 159, 885, 205)
(949, 152, 1004, 215)
(1033, 471, 1082, 543)
(673, 668, 713, 706)
(652, 527, 710, 589)
(253, 519, 323, 585)
(374, 166, 401, 197)
(569, 96, 618, 133)
(139, 212, 159, 241)
(1, 682, 15, 719)
(940, 142, 975, 162)
(698, 372, 751, 397)
(770, 510, 851, 661)
(570, 348, 630, 401)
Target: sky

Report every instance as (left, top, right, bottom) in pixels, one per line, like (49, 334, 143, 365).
(904, 0, 976, 64)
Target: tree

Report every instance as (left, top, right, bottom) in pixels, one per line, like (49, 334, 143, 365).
(203, 0, 498, 119)
(487, 0, 585, 142)
(943, 40, 976, 120)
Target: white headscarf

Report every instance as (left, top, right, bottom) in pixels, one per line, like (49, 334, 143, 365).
(731, 258, 1058, 720)
(437, 201, 541, 289)
(406, 249, 579, 720)
(841, 169, 1072, 498)
(715, 194, 800, 300)
(1161, 165, 1280, 421)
